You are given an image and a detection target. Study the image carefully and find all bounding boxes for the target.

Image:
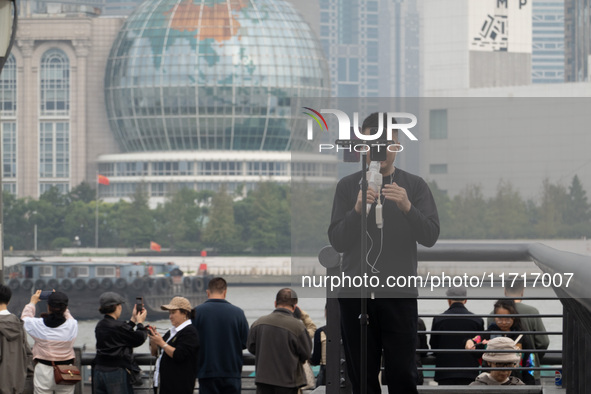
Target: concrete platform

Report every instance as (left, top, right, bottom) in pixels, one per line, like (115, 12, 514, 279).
(310, 385, 565, 393)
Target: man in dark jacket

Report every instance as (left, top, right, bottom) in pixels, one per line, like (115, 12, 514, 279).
(328, 112, 440, 394)
(193, 277, 249, 394)
(430, 287, 484, 385)
(94, 292, 148, 394)
(247, 288, 312, 394)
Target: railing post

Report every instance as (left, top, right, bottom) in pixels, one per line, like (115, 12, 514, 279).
(74, 347, 83, 394)
(561, 297, 591, 393)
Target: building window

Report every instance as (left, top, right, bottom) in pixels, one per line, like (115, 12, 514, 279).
(247, 162, 286, 176)
(429, 164, 448, 174)
(0, 54, 16, 116)
(2, 183, 16, 194)
(2, 122, 16, 179)
(40, 49, 70, 116)
(40, 183, 70, 195)
(116, 161, 148, 176)
(40, 266, 53, 277)
(96, 266, 116, 277)
(199, 162, 242, 176)
(429, 109, 448, 139)
(71, 266, 89, 277)
(39, 122, 69, 178)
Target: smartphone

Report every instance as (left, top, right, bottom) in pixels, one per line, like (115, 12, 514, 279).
(136, 297, 143, 313)
(39, 290, 53, 301)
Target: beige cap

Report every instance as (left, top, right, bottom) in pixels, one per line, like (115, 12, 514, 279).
(482, 337, 521, 364)
(160, 296, 192, 313)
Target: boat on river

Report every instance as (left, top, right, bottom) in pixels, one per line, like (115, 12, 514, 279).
(3, 258, 211, 320)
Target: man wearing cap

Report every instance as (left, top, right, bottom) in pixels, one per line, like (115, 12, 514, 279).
(247, 288, 312, 394)
(470, 337, 525, 385)
(430, 286, 484, 385)
(94, 292, 148, 394)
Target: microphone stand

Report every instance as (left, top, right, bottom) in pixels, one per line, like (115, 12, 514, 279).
(335, 136, 372, 394)
(359, 151, 369, 394)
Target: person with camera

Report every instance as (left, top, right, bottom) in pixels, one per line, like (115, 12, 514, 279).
(21, 290, 78, 394)
(94, 292, 148, 394)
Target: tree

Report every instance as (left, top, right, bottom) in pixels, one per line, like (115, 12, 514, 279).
(238, 182, 291, 254)
(154, 188, 205, 250)
(69, 182, 96, 204)
(486, 180, 529, 239)
(203, 186, 240, 253)
(63, 200, 95, 247)
(563, 175, 591, 237)
(448, 184, 488, 239)
(427, 181, 454, 239)
(535, 179, 569, 238)
(290, 181, 332, 255)
(114, 185, 155, 249)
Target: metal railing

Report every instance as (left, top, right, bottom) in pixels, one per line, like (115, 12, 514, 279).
(323, 242, 591, 393)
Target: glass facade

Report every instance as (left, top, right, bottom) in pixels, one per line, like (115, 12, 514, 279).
(0, 54, 16, 115)
(39, 48, 70, 194)
(104, 0, 330, 153)
(532, 0, 565, 83)
(1, 54, 17, 193)
(39, 122, 70, 178)
(40, 49, 70, 116)
(565, 0, 591, 81)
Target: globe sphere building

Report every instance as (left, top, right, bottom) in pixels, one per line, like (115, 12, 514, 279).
(104, 0, 330, 152)
(98, 0, 334, 204)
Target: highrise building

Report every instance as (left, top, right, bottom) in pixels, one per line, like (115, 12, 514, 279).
(420, 0, 532, 95)
(532, 0, 565, 83)
(565, 0, 591, 81)
(318, 0, 419, 98)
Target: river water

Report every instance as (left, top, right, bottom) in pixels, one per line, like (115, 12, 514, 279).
(69, 285, 563, 354)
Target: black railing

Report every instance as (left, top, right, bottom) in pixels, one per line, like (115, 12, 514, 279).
(323, 242, 591, 393)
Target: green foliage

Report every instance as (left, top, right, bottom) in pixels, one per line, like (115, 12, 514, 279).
(51, 237, 71, 249)
(3, 175, 591, 253)
(431, 176, 591, 239)
(203, 186, 240, 253)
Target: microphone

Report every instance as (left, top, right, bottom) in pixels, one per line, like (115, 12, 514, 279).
(366, 161, 381, 215)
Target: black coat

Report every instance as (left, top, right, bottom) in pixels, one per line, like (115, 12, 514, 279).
(94, 315, 147, 370)
(430, 302, 484, 382)
(159, 324, 200, 394)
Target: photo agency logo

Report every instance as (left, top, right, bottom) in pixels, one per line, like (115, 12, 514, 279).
(303, 108, 418, 153)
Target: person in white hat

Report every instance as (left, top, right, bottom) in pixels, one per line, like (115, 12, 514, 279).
(470, 337, 525, 385)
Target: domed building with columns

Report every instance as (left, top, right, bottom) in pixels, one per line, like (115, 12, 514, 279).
(1, 0, 333, 205)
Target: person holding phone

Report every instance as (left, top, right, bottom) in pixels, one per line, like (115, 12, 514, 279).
(148, 297, 199, 394)
(94, 292, 148, 394)
(21, 290, 78, 394)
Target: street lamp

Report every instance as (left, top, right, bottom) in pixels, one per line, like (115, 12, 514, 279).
(0, 0, 18, 285)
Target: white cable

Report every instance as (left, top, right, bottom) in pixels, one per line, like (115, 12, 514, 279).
(365, 228, 383, 274)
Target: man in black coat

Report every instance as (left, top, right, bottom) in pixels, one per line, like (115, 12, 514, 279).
(430, 287, 484, 385)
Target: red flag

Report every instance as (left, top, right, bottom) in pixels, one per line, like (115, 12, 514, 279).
(98, 174, 110, 185)
(150, 241, 161, 252)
